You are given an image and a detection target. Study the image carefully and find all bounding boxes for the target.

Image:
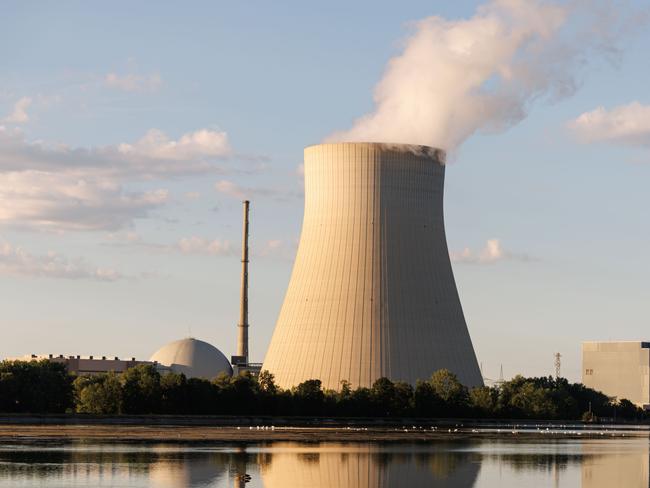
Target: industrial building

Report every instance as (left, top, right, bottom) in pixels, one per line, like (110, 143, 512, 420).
(7, 354, 153, 375)
(9, 337, 234, 379)
(150, 337, 233, 378)
(582, 341, 650, 409)
(263, 142, 483, 390)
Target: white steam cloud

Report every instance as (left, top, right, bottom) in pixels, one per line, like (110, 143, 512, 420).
(328, 0, 632, 150)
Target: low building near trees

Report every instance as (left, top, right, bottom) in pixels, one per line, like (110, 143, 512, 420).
(7, 337, 234, 380)
(7, 354, 155, 376)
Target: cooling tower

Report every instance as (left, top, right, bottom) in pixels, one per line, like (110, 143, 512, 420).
(263, 142, 482, 389)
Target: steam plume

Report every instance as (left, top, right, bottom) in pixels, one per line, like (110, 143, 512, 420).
(328, 0, 632, 151)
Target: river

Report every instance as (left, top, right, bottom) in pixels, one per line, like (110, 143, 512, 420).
(0, 433, 646, 487)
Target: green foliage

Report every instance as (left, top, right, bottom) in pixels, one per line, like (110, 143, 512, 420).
(469, 386, 498, 417)
(74, 373, 122, 414)
(292, 379, 324, 415)
(120, 364, 162, 414)
(160, 372, 188, 414)
(1, 360, 646, 422)
(369, 377, 413, 417)
(0, 360, 72, 413)
(615, 398, 644, 421)
(258, 370, 277, 394)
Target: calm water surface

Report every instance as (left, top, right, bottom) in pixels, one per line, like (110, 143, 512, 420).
(0, 434, 648, 487)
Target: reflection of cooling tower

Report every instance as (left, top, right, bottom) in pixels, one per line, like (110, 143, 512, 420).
(263, 142, 482, 389)
(260, 444, 480, 488)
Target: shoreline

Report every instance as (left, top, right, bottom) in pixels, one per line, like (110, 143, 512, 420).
(0, 415, 648, 442)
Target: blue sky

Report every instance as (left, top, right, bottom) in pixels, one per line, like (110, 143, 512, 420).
(1, 0, 649, 382)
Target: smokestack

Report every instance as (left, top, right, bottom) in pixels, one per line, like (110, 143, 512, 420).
(237, 200, 250, 363)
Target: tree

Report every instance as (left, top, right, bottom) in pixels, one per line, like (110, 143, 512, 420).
(0, 360, 72, 413)
(617, 399, 644, 421)
(369, 378, 413, 417)
(509, 381, 556, 419)
(120, 364, 162, 414)
(74, 373, 122, 414)
(428, 369, 468, 416)
(215, 372, 258, 414)
(258, 370, 277, 394)
(186, 378, 218, 414)
(469, 386, 498, 417)
(160, 372, 188, 414)
(370, 377, 397, 416)
(413, 380, 442, 417)
(293, 379, 325, 415)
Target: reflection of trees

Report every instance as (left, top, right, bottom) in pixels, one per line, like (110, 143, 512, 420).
(0, 441, 233, 486)
(484, 452, 583, 473)
(479, 440, 595, 474)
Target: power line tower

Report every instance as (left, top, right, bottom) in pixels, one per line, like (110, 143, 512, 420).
(498, 364, 504, 385)
(554, 352, 561, 379)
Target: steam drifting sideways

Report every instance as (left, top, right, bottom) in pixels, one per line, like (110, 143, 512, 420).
(327, 0, 633, 151)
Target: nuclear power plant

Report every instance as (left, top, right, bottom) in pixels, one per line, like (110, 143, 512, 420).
(263, 142, 483, 390)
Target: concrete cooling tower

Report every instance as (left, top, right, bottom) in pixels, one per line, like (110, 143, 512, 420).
(263, 142, 482, 389)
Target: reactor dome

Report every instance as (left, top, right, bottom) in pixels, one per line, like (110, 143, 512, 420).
(150, 338, 233, 379)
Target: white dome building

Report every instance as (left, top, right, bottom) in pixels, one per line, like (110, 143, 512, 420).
(150, 338, 233, 379)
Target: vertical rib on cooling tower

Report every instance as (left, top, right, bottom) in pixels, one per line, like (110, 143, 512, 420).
(263, 142, 483, 389)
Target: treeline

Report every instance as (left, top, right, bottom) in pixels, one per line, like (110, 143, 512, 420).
(0, 359, 646, 421)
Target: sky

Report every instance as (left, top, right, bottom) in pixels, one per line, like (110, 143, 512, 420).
(1, 0, 649, 383)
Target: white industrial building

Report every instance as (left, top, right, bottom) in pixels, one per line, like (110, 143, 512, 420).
(150, 337, 233, 379)
(582, 341, 650, 409)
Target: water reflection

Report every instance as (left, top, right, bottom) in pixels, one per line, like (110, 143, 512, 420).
(260, 443, 480, 487)
(0, 437, 647, 487)
(581, 440, 649, 488)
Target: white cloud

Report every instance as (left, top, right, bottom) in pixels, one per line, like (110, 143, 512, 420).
(105, 72, 162, 92)
(451, 238, 533, 264)
(118, 128, 231, 161)
(0, 171, 168, 231)
(567, 102, 650, 146)
(0, 241, 122, 281)
(0, 127, 234, 231)
(177, 236, 233, 256)
(3, 97, 32, 124)
(0, 126, 232, 178)
(327, 0, 633, 150)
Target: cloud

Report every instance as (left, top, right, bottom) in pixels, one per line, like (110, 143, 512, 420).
(0, 241, 122, 281)
(0, 171, 169, 231)
(328, 0, 636, 150)
(118, 128, 231, 161)
(105, 72, 162, 92)
(215, 179, 301, 202)
(451, 238, 534, 264)
(0, 126, 234, 231)
(176, 236, 234, 256)
(3, 97, 32, 124)
(567, 102, 650, 146)
(0, 126, 232, 178)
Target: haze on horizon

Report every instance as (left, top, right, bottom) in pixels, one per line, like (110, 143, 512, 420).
(1, 0, 650, 383)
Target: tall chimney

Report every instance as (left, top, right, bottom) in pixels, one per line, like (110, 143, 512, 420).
(237, 200, 250, 363)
